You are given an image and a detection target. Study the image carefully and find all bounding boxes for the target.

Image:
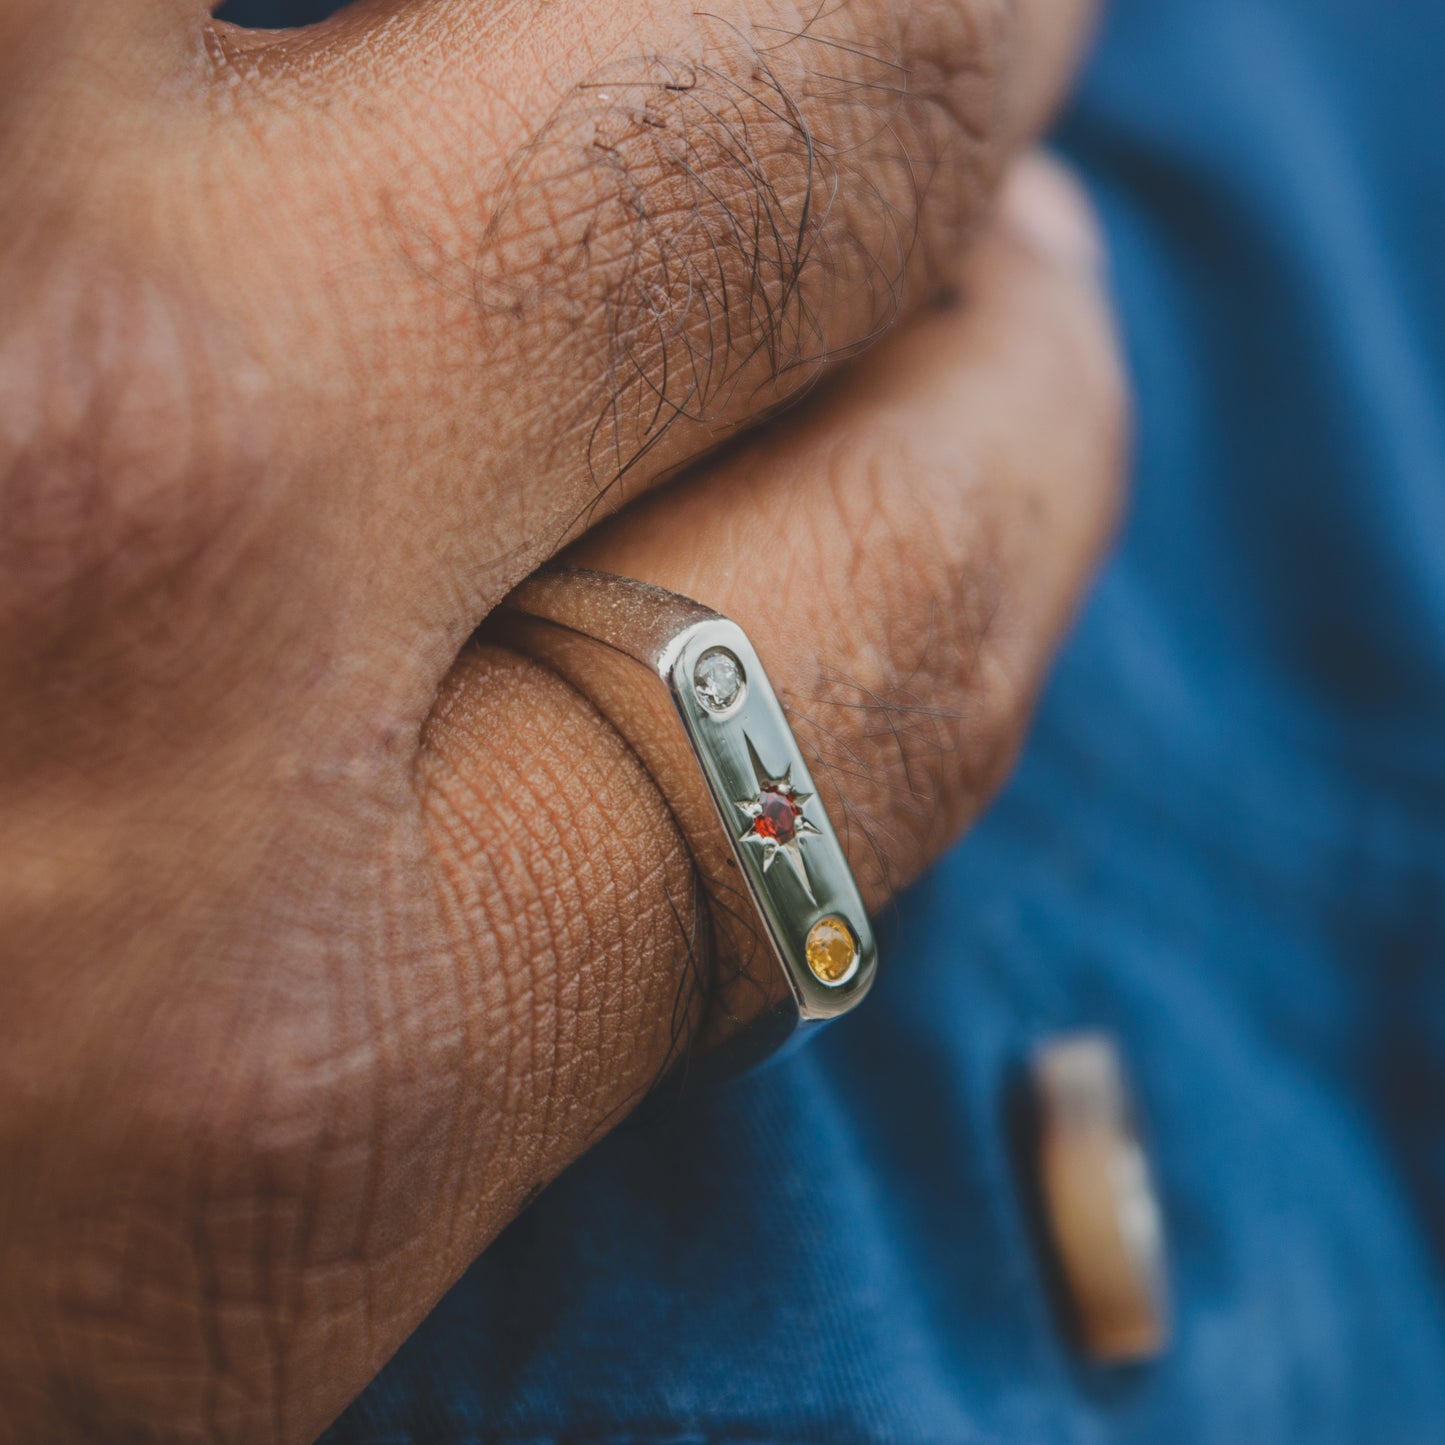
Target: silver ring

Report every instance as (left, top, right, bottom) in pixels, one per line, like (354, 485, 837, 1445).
(498, 567, 878, 1072)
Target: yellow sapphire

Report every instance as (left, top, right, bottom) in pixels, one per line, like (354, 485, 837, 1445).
(806, 916, 858, 985)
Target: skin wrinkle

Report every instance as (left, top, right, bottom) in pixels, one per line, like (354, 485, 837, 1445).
(262, 1091, 315, 1444)
(421, 806, 500, 1270)
(184, 1059, 328, 1438)
(517, 713, 690, 1126)
(416, 649, 701, 1180)
(73, 848, 426, 1435)
(421, 642, 716, 1073)
(0, 258, 269, 646)
(467, 5, 997, 555)
(351, 847, 420, 1382)
(420, 781, 533, 1228)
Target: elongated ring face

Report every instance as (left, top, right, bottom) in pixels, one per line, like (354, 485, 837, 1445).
(665, 615, 876, 1015)
(499, 568, 878, 1045)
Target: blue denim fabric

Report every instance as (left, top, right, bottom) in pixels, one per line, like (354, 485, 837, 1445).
(219, 0, 1445, 1437)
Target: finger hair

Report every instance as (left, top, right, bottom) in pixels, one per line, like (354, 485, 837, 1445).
(472, 6, 966, 536)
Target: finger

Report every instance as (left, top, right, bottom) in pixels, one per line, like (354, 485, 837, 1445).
(384, 150, 1126, 1387)
(1011, 0, 1103, 142)
(565, 152, 1126, 900)
(196, 0, 1099, 624)
(368, 153, 1123, 1423)
(6, 154, 1123, 1444)
(1, 0, 205, 122)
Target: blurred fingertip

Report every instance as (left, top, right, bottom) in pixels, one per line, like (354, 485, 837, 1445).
(998, 152, 1106, 276)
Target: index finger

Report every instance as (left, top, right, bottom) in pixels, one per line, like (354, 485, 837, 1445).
(197, 0, 1097, 614)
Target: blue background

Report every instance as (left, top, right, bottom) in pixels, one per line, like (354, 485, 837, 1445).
(222, 0, 1445, 1438)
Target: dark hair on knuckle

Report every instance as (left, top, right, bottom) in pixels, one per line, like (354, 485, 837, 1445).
(471, 8, 948, 534)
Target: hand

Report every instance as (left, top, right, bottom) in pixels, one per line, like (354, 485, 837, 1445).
(0, 1, 1121, 1439)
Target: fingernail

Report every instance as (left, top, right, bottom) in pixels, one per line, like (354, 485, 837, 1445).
(999, 152, 1106, 275)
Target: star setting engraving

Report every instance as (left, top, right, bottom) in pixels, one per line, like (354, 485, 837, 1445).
(735, 734, 822, 902)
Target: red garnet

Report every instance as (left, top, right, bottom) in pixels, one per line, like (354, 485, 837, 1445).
(752, 787, 801, 844)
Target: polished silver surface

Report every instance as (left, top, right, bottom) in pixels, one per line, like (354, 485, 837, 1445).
(497, 567, 877, 1068)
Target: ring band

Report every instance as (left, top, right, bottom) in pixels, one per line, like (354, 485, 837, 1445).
(498, 567, 878, 1072)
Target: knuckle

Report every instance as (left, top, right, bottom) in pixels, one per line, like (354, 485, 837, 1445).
(895, 0, 1015, 177)
(474, 1, 1011, 489)
(0, 238, 279, 660)
(788, 431, 1017, 894)
(1027, 274, 1133, 550)
(2, 1032, 364, 1443)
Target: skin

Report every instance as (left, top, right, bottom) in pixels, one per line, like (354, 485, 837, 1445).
(0, 0, 1125, 1440)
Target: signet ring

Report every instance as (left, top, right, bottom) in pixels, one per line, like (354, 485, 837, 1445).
(497, 567, 878, 1074)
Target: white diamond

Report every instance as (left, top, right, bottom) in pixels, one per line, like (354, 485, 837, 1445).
(694, 647, 745, 711)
